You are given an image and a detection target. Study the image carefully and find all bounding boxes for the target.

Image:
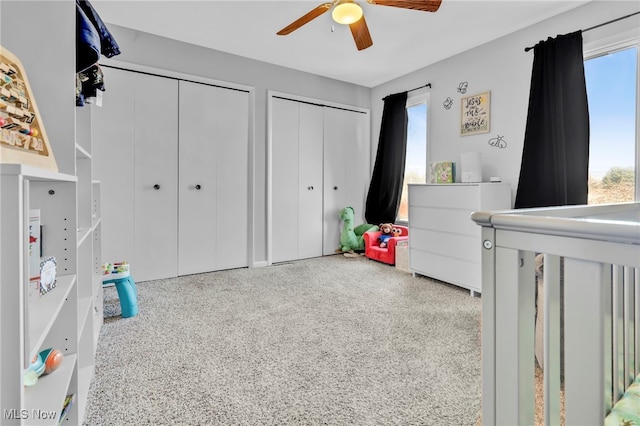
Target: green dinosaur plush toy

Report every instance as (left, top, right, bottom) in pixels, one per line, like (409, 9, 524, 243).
(339, 207, 378, 252)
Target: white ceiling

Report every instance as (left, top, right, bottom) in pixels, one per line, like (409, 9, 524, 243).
(92, 0, 591, 87)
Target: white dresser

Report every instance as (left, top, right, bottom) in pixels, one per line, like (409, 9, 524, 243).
(408, 183, 512, 295)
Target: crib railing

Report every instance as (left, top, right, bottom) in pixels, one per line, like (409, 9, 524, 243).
(472, 202, 640, 426)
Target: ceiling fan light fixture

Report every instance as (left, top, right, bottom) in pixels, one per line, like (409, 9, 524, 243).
(332, 2, 363, 25)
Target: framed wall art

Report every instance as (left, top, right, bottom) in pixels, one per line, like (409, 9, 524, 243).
(0, 45, 57, 171)
(460, 91, 490, 136)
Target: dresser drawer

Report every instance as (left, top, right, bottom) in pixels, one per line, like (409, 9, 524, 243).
(409, 249, 480, 292)
(409, 228, 479, 262)
(409, 184, 479, 210)
(409, 205, 478, 236)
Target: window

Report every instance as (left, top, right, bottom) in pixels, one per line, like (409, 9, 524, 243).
(397, 91, 428, 222)
(584, 41, 639, 204)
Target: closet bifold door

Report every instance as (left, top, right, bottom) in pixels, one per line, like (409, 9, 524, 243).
(322, 107, 369, 255)
(271, 97, 323, 263)
(93, 67, 179, 282)
(92, 67, 135, 271)
(178, 81, 249, 275)
(132, 73, 179, 281)
(271, 97, 300, 263)
(297, 102, 324, 259)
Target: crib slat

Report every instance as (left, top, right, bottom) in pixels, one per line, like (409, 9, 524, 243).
(613, 265, 624, 403)
(604, 268, 613, 415)
(564, 258, 608, 426)
(495, 247, 535, 425)
(624, 266, 635, 388)
(480, 227, 497, 426)
(635, 268, 640, 379)
(543, 254, 561, 426)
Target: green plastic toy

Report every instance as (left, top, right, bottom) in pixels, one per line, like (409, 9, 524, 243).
(339, 206, 378, 252)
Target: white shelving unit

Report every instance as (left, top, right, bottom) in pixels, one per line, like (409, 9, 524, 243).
(74, 106, 103, 421)
(1, 1, 101, 424)
(1, 165, 75, 424)
(0, 119, 102, 425)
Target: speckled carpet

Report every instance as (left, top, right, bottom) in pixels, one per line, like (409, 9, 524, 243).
(83, 255, 482, 425)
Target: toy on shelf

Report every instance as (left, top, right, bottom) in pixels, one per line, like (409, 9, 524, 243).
(102, 261, 129, 276)
(24, 347, 63, 387)
(0, 46, 57, 171)
(39, 256, 57, 296)
(102, 261, 138, 318)
(58, 394, 76, 426)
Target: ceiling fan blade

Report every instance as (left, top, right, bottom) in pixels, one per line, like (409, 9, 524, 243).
(277, 3, 333, 35)
(367, 0, 442, 12)
(349, 16, 373, 51)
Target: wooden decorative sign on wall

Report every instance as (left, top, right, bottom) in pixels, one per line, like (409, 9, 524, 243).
(0, 46, 57, 171)
(460, 91, 490, 136)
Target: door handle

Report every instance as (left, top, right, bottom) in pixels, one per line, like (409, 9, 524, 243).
(333, 186, 338, 190)
(308, 186, 314, 190)
(195, 184, 202, 190)
(153, 184, 160, 190)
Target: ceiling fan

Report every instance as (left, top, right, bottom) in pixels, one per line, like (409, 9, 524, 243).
(276, 0, 442, 51)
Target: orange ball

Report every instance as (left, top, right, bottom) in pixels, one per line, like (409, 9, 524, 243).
(44, 349, 63, 375)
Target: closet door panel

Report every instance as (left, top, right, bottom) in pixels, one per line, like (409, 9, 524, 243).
(209, 87, 249, 269)
(210, 87, 249, 270)
(271, 98, 300, 263)
(322, 108, 350, 254)
(297, 103, 324, 259)
(178, 81, 219, 275)
(133, 73, 179, 281)
(344, 110, 370, 224)
(323, 108, 370, 254)
(271, 97, 370, 261)
(92, 67, 135, 266)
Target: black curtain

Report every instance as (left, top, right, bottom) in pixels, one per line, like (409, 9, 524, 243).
(515, 31, 590, 208)
(365, 92, 408, 224)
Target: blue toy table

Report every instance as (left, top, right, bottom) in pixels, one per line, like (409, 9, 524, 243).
(102, 266, 138, 318)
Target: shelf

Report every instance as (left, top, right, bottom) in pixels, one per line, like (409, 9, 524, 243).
(92, 181, 101, 227)
(75, 143, 91, 159)
(0, 164, 77, 182)
(28, 275, 77, 362)
(77, 364, 94, 416)
(77, 295, 92, 337)
(77, 227, 92, 247)
(93, 308, 102, 350)
(24, 353, 77, 426)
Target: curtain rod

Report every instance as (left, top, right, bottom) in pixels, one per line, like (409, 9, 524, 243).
(524, 11, 640, 52)
(383, 83, 431, 100)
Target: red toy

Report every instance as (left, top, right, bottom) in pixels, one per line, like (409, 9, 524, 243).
(364, 224, 409, 265)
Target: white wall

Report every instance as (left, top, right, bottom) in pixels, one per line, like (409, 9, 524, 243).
(96, 24, 372, 267)
(3, 1, 637, 267)
(1, 0, 76, 175)
(370, 1, 640, 205)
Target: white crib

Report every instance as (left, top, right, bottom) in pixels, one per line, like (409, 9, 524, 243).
(472, 202, 640, 426)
